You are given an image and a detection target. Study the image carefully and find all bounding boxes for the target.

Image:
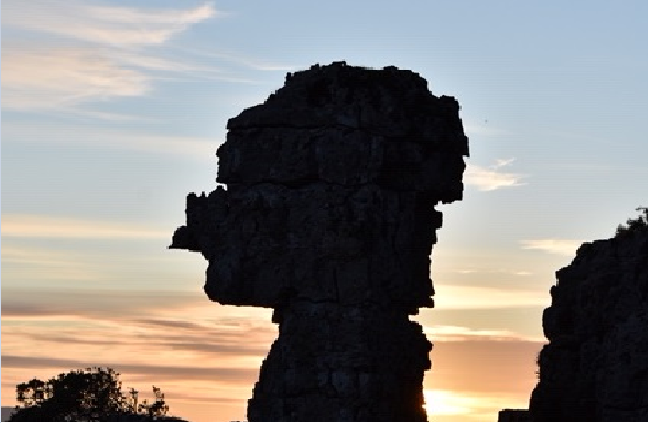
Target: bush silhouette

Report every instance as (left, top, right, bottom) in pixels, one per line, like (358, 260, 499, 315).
(615, 207, 648, 237)
(9, 367, 183, 422)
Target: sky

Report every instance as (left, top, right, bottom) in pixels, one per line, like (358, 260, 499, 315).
(1, 1, 647, 421)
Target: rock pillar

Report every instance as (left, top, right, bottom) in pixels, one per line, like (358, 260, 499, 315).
(171, 62, 468, 421)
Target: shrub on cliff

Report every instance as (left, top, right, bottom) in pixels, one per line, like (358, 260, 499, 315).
(615, 207, 648, 237)
(9, 367, 184, 422)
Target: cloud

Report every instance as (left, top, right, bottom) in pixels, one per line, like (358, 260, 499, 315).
(15, 330, 271, 358)
(2, 48, 150, 110)
(2, 120, 219, 160)
(3, 1, 218, 46)
(0, 45, 257, 112)
(1, 246, 113, 282)
(454, 268, 531, 276)
(433, 284, 548, 310)
(1, 214, 169, 239)
(520, 239, 583, 256)
(464, 158, 527, 191)
(1, 241, 208, 288)
(1, 355, 256, 384)
(1, 287, 203, 320)
(2, 1, 294, 117)
(1, 1, 222, 112)
(1, 285, 544, 421)
(134, 319, 209, 331)
(155, 392, 244, 405)
(1, 286, 276, 340)
(423, 325, 542, 343)
(0, 285, 276, 403)
(0, 286, 276, 418)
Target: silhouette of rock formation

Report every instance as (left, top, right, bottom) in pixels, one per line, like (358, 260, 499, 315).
(170, 62, 468, 421)
(529, 212, 648, 421)
(497, 409, 530, 422)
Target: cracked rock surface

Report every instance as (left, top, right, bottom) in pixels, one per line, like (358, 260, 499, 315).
(171, 62, 468, 421)
(530, 223, 648, 421)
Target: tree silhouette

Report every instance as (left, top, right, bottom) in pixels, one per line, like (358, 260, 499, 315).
(9, 368, 182, 422)
(615, 207, 648, 237)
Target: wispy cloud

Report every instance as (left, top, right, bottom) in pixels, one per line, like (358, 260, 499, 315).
(520, 239, 583, 256)
(464, 158, 527, 191)
(1, 246, 111, 282)
(2, 121, 219, 159)
(2, 48, 150, 110)
(1, 214, 169, 239)
(1, 286, 275, 419)
(454, 268, 532, 276)
(3, 1, 218, 46)
(1, 44, 260, 112)
(1, 241, 206, 287)
(423, 325, 541, 342)
(1, 355, 256, 384)
(433, 284, 548, 309)
(1, 288, 203, 320)
(1, 286, 542, 422)
(2, 1, 295, 117)
(1, 1, 221, 112)
(1, 286, 276, 368)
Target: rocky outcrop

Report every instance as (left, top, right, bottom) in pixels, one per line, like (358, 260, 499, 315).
(498, 409, 530, 422)
(530, 212, 648, 421)
(170, 62, 468, 421)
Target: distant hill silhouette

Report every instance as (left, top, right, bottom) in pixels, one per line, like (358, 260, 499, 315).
(1, 407, 16, 422)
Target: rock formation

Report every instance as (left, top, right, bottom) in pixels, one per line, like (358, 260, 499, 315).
(529, 210, 648, 421)
(497, 409, 530, 422)
(170, 62, 469, 421)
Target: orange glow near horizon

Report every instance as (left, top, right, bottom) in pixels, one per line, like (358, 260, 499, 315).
(424, 390, 472, 417)
(1, 294, 541, 421)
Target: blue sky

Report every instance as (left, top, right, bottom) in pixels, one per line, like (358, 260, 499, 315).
(2, 1, 647, 421)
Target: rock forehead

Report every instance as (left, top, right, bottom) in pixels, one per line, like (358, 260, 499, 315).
(220, 62, 468, 202)
(228, 63, 465, 137)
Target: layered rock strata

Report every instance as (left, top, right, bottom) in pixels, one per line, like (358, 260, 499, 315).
(530, 218, 648, 421)
(170, 62, 468, 421)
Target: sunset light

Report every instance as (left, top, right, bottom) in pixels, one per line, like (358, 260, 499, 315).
(3, 0, 647, 421)
(423, 390, 472, 417)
